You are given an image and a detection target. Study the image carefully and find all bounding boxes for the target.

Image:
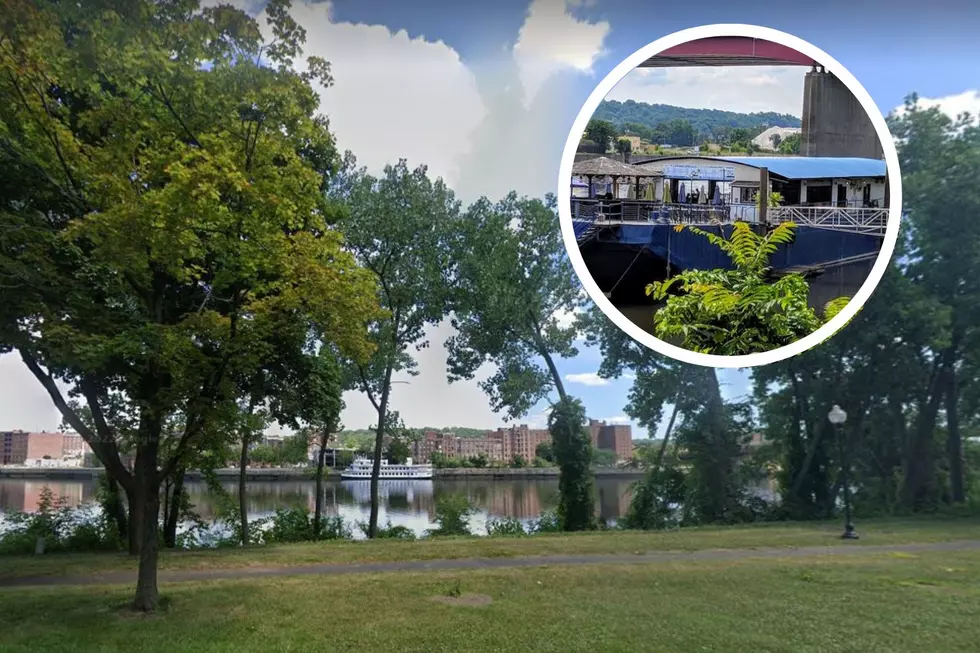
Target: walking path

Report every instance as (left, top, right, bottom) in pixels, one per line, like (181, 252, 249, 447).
(3, 539, 979, 588)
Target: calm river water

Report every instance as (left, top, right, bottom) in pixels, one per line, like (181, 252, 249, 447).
(0, 477, 647, 537)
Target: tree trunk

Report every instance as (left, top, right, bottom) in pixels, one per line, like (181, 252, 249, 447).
(314, 433, 327, 537)
(239, 434, 250, 546)
(163, 468, 184, 548)
(903, 352, 950, 509)
(126, 484, 143, 556)
(945, 364, 965, 503)
(104, 474, 128, 545)
(132, 438, 161, 612)
(368, 363, 394, 538)
(655, 398, 680, 470)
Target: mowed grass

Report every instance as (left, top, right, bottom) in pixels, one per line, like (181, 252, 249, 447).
(2, 549, 979, 652)
(2, 516, 980, 580)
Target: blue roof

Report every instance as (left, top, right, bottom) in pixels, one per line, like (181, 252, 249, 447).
(711, 156, 886, 180)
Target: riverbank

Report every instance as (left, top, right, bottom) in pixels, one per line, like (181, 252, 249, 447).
(0, 466, 647, 481)
(2, 521, 979, 652)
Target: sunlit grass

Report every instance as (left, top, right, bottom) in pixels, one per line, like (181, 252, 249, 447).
(2, 516, 979, 581)
(2, 549, 979, 652)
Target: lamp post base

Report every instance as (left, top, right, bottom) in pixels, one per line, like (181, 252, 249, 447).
(841, 525, 859, 540)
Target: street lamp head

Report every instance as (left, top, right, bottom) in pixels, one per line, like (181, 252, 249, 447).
(828, 405, 847, 425)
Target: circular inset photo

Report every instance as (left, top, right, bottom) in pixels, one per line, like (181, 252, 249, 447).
(558, 24, 901, 368)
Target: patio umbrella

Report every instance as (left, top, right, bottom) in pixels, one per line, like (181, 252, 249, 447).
(628, 181, 637, 200)
(643, 179, 655, 201)
(679, 182, 686, 203)
(662, 182, 671, 204)
(713, 184, 722, 205)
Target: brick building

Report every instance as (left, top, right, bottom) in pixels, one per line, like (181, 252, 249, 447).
(0, 430, 91, 466)
(587, 420, 634, 462)
(489, 425, 551, 463)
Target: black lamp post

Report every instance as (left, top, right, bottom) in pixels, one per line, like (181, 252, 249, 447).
(828, 405, 858, 540)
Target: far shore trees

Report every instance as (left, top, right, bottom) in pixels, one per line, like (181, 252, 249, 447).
(0, 0, 379, 611)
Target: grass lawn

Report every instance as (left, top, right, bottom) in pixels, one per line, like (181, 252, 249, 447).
(2, 516, 980, 580)
(1, 548, 978, 652)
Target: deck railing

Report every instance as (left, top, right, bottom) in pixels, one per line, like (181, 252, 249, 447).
(571, 199, 888, 236)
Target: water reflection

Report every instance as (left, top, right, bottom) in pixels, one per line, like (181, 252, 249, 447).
(0, 477, 636, 537)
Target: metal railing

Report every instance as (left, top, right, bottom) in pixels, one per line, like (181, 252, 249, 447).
(767, 206, 888, 236)
(571, 199, 888, 236)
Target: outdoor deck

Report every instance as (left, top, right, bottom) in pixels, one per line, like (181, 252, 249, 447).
(571, 199, 888, 239)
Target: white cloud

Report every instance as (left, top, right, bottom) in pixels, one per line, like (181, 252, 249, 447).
(607, 66, 807, 117)
(565, 372, 609, 386)
(255, 1, 486, 186)
(892, 89, 980, 122)
(513, 0, 610, 108)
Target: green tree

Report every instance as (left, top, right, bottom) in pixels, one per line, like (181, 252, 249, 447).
(647, 223, 840, 355)
(386, 435, 412, 465)
(585, 119, 618, 152)
(0, 0, 379, 611)
(592, 448, 617, 466)
(332, 157, 459, 538)
(615, 138, 633, 157)
(779, 133, 802, 154)
(447, 193, 595, 530)
(770, 133, 783, 149)
(535, 441, 555, 463)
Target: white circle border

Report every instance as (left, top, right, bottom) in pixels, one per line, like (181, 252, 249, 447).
(558, 23, 902, 369)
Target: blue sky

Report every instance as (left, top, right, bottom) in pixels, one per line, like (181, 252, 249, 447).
(0, 0, 977, 438)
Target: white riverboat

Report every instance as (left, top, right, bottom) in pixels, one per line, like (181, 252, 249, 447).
(340, 457, 433, 480)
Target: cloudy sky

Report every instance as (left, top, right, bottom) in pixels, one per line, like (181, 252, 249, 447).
(2, 0, 979, 438)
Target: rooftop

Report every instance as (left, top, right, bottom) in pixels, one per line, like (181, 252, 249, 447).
(634, 155, 886, 181)
(572, 156, 656, 178)
(712, 156, 886, 180)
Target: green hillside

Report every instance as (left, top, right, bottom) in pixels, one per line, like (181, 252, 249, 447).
(593, 100, 800, 146)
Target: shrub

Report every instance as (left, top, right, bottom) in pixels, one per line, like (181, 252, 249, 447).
(427, 494, 474, 537)
(485, 517, 527, 537)
(359, 520, 417, 540)
(528, 511, 563, 534)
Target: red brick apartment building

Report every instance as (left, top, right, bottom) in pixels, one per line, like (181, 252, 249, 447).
(0, 430, 91, 465)
(412, 420, 634, 464)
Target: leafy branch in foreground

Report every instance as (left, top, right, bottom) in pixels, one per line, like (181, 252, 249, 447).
(647, 222, 846, 355)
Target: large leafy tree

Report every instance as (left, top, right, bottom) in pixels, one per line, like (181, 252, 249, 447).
(0, 0, 379, 611)
(331, 156, 460, 538)
(583, 307, 748, 527)
(447, 193, 595, 530)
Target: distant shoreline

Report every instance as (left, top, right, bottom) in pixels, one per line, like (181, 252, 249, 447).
(0, 467, 646, 482)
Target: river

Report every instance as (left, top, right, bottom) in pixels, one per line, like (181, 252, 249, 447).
(0, 476, 778, 538)
(0, 476, 641, 537)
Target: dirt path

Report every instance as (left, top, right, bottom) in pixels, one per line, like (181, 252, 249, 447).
(3, 539, 979, 588)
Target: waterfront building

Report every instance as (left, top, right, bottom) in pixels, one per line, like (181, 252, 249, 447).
(0, 430, 91, 466)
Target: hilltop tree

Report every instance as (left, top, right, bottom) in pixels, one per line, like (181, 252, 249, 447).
(585, 119, 618, 153)
(447, 194, 595, 530)
(331, 157, 460, 538)
(0, 0, 379, 611)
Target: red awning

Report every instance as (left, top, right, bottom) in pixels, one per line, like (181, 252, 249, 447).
(640, 37, 817, 68)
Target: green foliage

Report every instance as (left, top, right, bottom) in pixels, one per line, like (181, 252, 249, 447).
(510, 455, 529, 469)
(527, 511, 563, 533)
(0, 487, 119, 555)
(779, 133, 802, 154)
(428, 495, 474, 537)
(535, 441, 555, 463)
(584, 119, 618, 152)
(485, 517, 528, 537)
(594, 100, 799, 145)
(592, 448, 617, 467)
(385, 436, 412, 465)
(620, 467, 687, 530)
(615, 138, 632, 155)
(647, 222, 840, 355)
(263, 508, 351, 543)
(359, 521, 417, 540)
(549, 398, 596, 531)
